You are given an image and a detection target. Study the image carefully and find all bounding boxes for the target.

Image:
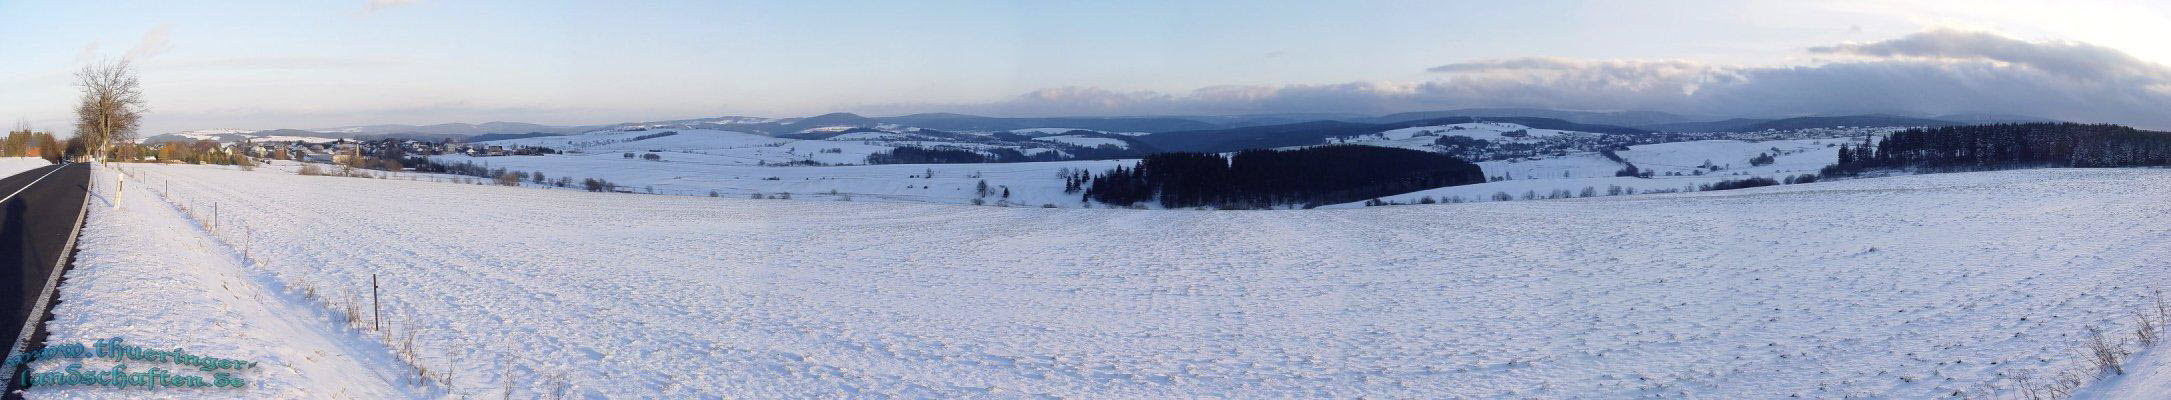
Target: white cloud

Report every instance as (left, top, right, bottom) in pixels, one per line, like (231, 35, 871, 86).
(1808, 28, 2171, 83)
(903, 30, 2171, 129)
(125, 24, 175, 61)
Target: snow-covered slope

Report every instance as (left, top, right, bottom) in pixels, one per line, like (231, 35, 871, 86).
(1324, 122, 1591, 152)
(25, 166, 412, 399)
(139, 129, 344, 145)
(472, 125, 1150, 169)
(1331, 138, 1845, 207)
(428, 152, 1127, 207)
(448, 133, 1848, 209)
(2081, 348, 2171, 398)
(1614, 138, 1839, 175)
(0, 157, 52, 177)
(1031, 135, 1129, 149)
(87, 164, 2171, 398)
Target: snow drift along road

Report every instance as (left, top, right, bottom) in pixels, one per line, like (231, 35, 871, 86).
(64, 164, 2171, 398)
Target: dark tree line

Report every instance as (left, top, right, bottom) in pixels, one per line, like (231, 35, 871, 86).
(1057, 167, 1091, 194)
(1082, 145, 1486, 209)
(629, 131, 679, 141)
(1701, 177, 1779, 191)
(864, 146, 993, 164)
(1824, 123, 2171, 175)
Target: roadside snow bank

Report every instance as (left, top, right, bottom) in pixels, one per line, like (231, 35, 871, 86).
(0, 157, 51, 177)
(22, 166, 410, 399)
(2078, 347, 2171, 398)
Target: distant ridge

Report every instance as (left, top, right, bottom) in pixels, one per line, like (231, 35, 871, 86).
(1738, 115, 1962, 131)
(145, 109, 2075, 144)
(1366, 108, 1702, 127)
(1138, 116, 1650, 154)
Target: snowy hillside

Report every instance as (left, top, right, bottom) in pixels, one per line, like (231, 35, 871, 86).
(471, 126, 1149, 167)
(442, 127, 1172, 207)
(1032, 135, 1130, 148)
(425, 152, 1128, 207)
(1323, 122, 1591, 152)
(26, 167, 412, 398)
(442, 130, 1852, 209)
(83, 163, 2171, 398)
(1328, 138, 1845, 207)
(0, 157, 52, 176)
(139, 129, 344, 145)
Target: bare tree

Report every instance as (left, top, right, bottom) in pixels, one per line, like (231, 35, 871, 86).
(74, 59, 146, 162)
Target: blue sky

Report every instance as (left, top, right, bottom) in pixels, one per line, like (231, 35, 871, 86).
(4, 0, 2170, 134)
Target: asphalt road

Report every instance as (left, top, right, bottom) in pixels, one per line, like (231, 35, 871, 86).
(0, 162, 89, 394)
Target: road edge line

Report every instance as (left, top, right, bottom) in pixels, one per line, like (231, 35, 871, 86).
(0, 162, 67, 206)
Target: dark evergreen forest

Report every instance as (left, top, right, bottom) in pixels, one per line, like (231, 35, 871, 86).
(1082, 145, 1486, 209)
(1824, 123, 2171, 175)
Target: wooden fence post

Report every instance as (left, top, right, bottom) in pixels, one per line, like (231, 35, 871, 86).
(372, 274, 381, 332)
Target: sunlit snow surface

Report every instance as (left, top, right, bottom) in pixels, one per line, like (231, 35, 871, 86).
(0, 157, 53, 177)
(53, 163, 2171, 398)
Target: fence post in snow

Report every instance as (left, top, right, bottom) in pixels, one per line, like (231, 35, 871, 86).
(372, 274, 381, 332)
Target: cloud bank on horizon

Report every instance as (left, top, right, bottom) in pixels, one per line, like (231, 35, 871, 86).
(890, 29, 2171, 128)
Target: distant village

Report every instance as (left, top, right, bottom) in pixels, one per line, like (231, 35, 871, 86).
(137, 137, 558, 166)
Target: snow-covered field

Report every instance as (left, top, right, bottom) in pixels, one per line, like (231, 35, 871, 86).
(1332, 122, 1584, 149)
(2085, 349, 2171, 398)
(428, 153, 1129, 207)
(1327, 138, 1845, 207)
(0, 157, 53, 177)
(25, 167, 411, 399)
(61, 163, 2171, 398)
(470, 127, 1130, 169)
(1475, 138, 1841, 180)
(431, 137, 1844, 209)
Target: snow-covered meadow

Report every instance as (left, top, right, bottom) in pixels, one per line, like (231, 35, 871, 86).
(61, 162, 2171, 398)
(25, 167, 412, 399)
(433, 134, 1847, 209)
(422, 154, 1129, 207)
(0, 157, 53, 177)
(1323, 138, 1844, 208)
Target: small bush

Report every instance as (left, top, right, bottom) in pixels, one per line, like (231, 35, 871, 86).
(1700, 177, 1780, 191)
(581, 178, 614, 192)
(298, 164, 326, 176)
